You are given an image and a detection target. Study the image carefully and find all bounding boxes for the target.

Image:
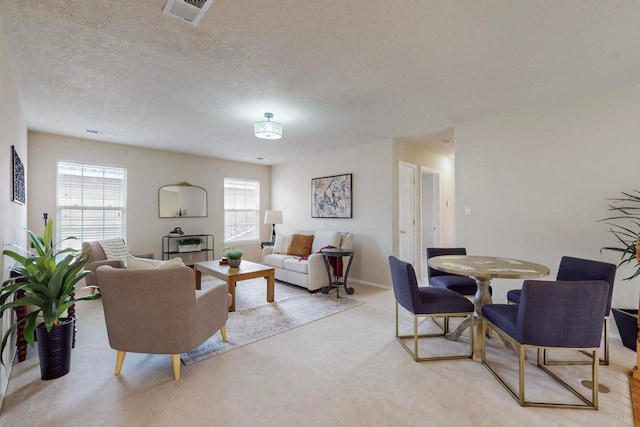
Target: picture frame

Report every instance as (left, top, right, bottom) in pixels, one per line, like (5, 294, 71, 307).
(11, 145, 25, 205)
(311, 173, 352, 218)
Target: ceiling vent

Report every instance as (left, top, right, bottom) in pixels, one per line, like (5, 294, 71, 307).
(162, 0, 215, 26)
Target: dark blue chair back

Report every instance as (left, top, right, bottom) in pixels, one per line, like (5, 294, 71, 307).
(426, 247, 467, 278)
(556, 256, 616, 313)
(388, 256, 421, 313)
(516, 280, 609, 347)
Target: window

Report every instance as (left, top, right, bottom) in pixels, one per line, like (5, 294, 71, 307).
(224, 178, 260, 243)
(57, 161, 126, 250)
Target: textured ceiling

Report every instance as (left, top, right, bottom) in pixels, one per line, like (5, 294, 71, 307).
(1, 1, 639, 164)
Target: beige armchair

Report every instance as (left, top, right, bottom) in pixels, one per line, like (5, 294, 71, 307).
(82, 240, 154, 289)
(96, 265, 229, 380)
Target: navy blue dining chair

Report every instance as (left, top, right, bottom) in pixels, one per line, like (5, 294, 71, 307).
(506, 256, 616, 365)
(482, 279, 609, 409)
(389, 256, 475, 362)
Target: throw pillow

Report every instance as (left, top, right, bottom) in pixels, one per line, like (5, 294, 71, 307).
(99, 238, 129, 261)
(311, 230, 340, 254)
(127, 255, 185, 270)
(287, 234, 314, 257)
(273, 234, 291, 254)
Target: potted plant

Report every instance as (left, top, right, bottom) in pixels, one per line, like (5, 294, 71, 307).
(0, 220, 100, 380)
(224, 249, 243, 268)
(600, 190, 640, 359)
(178, 237, 203, 253)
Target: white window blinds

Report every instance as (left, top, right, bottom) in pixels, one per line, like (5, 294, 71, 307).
(224, 178, 260, 243)
(57, 162, 126, 250)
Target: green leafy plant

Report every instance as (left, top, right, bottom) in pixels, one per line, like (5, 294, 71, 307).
(600, 190, 640, 280)
(0, 220, 100, 365)
(223, 249, 243, 259)
(179, 237, 203, 246)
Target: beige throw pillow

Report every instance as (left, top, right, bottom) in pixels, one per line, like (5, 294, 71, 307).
(287, 234, 314, 257)
(273, 234, 291, 254)
(127, 255, 185, 269)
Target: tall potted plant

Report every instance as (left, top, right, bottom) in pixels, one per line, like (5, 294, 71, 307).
(0, 220, 100, 379)
(600, 190, 640, 377)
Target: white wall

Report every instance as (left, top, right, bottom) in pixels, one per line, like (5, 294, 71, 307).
(28, 132, 272, 263)
(0, 21, 27, 408)
(272, 140, 394, 286)
(271, 139, 455, 287)
(455, 86, 640, 308)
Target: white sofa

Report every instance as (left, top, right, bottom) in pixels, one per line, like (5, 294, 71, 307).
(261, 230, 354, 291)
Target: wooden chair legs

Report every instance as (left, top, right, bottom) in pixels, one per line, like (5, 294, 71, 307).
(115, 350, 126, 376)
(172, 354, 181, 380)
(113, 326, 228, 381)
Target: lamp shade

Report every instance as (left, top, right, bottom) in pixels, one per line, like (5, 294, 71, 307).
(255, 112, 282, 139)
(264, 210, 283, 225)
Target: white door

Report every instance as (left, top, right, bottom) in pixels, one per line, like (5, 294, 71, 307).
(399, 162, 416, 264)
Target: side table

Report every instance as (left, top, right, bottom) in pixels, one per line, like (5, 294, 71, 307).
(260, 241, 275, 249)
(321, 249, 355, 298)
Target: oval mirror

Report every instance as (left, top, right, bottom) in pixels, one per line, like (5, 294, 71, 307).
(158, 182, 207, 218)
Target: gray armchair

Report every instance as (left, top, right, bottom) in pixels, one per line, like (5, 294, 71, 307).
(82, 239, 154, 290)
(96, 265, 230, 380)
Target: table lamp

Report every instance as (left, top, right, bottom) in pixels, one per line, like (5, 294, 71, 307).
(264, 210, 283, 242)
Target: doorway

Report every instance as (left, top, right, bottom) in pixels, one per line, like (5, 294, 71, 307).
(420, 167, 441, 279)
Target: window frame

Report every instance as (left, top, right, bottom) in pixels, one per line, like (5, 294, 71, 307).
(56, 161, 127, 250)
(223, 177, 260, 244)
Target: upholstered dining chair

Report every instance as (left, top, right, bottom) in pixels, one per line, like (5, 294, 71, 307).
(427, 247, 494, 296)
(506, 256, 616, 365)
(388, 256, 475, 361)
(482, 279, 609, 409)
(427, 247, 492, 332)
(96, 265, 230, 380)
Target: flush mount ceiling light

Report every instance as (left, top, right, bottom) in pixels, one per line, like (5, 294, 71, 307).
(254, 113, 282, 140)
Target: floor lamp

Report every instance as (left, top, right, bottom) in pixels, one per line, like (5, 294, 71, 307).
(264, 210, 283, 242)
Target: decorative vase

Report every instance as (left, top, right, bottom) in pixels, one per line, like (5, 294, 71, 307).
(228, 258, 241, 268)
(36, 318, 74, 380)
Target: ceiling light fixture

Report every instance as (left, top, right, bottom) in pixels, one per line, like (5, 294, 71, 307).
(254, 113, 282, 140)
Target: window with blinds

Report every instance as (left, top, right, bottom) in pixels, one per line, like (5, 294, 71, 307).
(224, 178, 260, 243)
(57, 162, 126, 250)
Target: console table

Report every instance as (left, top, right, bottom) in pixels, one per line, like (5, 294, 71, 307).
(162, 234, 213, 265)
(321, 249, 355, 298)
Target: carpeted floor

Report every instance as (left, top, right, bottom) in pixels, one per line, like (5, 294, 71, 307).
(183, 278, 363, 364)
(0, 279, 636, 426)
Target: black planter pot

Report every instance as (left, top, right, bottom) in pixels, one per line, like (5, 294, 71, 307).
(612, 308, 638, 352)
(35, 318, 74, 380)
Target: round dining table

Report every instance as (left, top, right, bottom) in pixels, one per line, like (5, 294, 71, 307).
(427, 255, 550, 361)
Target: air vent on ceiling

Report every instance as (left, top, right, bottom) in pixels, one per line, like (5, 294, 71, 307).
(162, 0, 215, 26)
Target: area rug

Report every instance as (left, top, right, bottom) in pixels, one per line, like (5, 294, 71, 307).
(181, 285, 364, 365)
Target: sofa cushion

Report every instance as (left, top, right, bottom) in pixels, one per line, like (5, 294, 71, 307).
(263, 253, 298, 269)
(273, 234, 291, 254)
(311, 230, 341, 254)
(283, 257, 309, 274)
(287, 234, 314, 257)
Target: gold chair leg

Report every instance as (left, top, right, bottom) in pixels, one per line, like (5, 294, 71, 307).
(220, 325, 227, 342)
(115, 350, 126, 376)
(172, 354, 181, 380)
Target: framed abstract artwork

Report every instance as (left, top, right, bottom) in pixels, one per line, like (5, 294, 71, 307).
(11, 145, 25, 205)
(311, 173, 352, 218)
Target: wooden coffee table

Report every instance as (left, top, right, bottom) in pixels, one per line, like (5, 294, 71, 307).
(194, 260, 275, 312)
